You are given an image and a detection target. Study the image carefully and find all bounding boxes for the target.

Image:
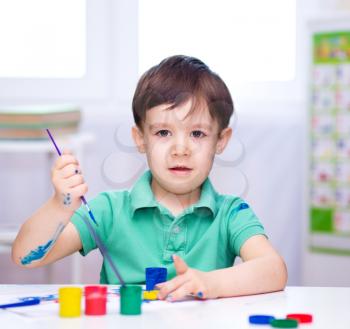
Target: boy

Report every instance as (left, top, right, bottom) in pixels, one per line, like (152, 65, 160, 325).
(12, 55, 287, 301)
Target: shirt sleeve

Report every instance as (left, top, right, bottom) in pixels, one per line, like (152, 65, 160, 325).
(71, 192, 114, 256)
(227, 199, 267, 256)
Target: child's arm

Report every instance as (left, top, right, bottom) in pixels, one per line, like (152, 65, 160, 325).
(157, 235, 287, 301)
(11, 150, 87, 268)
(208, 235, 287, 297)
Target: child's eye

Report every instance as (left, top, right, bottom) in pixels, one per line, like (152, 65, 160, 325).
(156, 129, 171, 137)
(191, 130, 206, 138)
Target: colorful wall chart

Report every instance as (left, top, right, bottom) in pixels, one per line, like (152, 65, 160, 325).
(310, 31, 350, 255)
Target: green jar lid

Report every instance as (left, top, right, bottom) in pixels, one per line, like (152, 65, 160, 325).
(120, 285, 142, 315)
(270, 318, 299, 328)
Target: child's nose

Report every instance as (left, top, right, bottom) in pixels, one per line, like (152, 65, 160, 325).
(170, 141, 190, 157)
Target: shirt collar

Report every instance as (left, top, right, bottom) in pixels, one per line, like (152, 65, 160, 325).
(130, 170, 218, 218)
(193, 177, 218, 217)
(130, 170, 157, 216)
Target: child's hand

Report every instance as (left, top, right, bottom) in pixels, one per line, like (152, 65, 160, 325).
(51, 149, 88, 212)
(157, 255, 217, 301)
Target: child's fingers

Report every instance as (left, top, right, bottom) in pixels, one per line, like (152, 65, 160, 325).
(60, 164, 82, 179)
(65, 174, 85, 189)
(173, 254, 189, 275)
(157, 275, 189, 300)
(166, 281, 194, 302)
(70, 183, 88, 198)
(54, 154, 79, 170)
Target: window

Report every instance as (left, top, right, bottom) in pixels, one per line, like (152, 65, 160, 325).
(0, 0, 111, 100)
(0, 0, 86, 78)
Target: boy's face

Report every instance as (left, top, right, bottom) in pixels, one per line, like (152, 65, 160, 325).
(132, 99, 232, 197)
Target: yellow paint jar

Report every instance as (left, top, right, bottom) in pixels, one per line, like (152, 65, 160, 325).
(59, 287, 82, 317)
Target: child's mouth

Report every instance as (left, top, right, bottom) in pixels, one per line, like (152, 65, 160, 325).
(169, 166, 192, 175)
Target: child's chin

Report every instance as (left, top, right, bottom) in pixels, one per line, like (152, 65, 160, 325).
(166, 182, 200, 195)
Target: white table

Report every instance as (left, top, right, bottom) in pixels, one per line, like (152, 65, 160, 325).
(0, 286, 348, 329)
(0, 133, 95, 283)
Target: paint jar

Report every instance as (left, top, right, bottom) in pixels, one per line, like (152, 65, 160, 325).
(120, 285, 142, 315)
(59, 287, 82, 317)
(85, 285, 107, 316)
(145, 267, 167, 290)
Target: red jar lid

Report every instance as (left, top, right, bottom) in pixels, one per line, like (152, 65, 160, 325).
(287, 313, 313, 323)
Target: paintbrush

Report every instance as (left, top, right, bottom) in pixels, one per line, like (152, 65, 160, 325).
(82, 216, 125, 285)
(46, 129, 124, 284)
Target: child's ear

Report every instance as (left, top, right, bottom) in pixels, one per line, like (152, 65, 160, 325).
(215, 127, 232, 154)
(131, 126, 146, 153)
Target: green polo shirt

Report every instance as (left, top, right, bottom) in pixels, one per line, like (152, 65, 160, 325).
(71, 170, 266, 284)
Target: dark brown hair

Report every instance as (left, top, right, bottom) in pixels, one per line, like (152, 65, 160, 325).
(132, 55, 234, 132)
